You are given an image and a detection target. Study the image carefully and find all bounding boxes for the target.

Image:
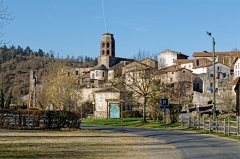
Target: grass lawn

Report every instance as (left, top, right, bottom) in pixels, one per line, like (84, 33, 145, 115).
(82, 117, 180, 129)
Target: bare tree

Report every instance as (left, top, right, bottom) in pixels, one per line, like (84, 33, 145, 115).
(133, 50, 158, 61)
(120, 60, 166, 122)
(38, 63, 81, 111)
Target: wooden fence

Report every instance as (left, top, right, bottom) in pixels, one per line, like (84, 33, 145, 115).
(180, 116, 240, 137)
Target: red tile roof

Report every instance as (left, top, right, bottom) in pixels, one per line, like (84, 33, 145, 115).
(233, 77, 240, 85)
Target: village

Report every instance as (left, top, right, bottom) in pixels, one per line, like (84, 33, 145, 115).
(24, 32, 240, 122)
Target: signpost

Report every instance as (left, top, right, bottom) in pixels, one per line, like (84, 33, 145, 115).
(161, 98, 169, 127)
(109, 102, 120, 118)
(196, 101, 200, 113)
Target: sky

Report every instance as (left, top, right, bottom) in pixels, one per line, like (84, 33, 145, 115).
(2, 0, 240, 59)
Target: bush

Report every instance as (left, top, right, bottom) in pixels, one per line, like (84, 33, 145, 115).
(123, 110, 142, 118)
(169, 104, 182, 124)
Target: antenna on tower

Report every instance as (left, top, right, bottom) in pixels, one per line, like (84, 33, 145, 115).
(101, 0, 108, 32)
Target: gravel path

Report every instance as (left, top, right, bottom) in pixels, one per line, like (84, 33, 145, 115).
(0, 129, 180, 159)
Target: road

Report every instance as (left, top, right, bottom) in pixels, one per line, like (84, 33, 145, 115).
(82, 125, 240, 159)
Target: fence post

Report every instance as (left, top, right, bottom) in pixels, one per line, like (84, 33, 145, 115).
(237, 119, 239, 137)
(216, 117, 218, 133)
(224, 118, 226, 135)
(198, 115, 200, 129)
(203, 117, 205, 129)
(193, 117, 195, 127)
(188, 116, 191, 128)
(228, 117, 230, 136)
(209, 118, 211, 132)
(181, 115, 184, 126)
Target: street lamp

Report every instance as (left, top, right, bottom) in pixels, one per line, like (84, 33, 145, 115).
(206, 31, 216, 120)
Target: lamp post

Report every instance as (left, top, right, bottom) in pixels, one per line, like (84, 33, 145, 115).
(207, 31, 216, 120)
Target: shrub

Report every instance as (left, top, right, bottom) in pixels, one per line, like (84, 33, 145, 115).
(123, 110, 142, 118)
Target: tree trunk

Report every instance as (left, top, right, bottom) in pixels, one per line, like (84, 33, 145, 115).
(142, 97, 147, 122)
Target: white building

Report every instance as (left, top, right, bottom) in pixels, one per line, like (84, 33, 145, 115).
(233, 57, 240, 81)
(158, 49, 189, 69)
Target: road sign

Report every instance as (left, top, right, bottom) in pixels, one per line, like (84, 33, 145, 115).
(161, 98, 169, 107)
(161, 108, 169, 113)
(160, 98, 169, 128)
(196, 102, 200, 107)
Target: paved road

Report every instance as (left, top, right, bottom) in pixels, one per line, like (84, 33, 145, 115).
(82, 125, 240, 159)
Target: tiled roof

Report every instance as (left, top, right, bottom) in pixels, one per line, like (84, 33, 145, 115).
(233, 77, 240, 85)
(125, 66, 151, 73)
(174, 59, 193, 64)
(193, 51, 240, 57)
(194, 61, 213, 68)
(91, 64, 108, 71)
(232, 56, 240, 65)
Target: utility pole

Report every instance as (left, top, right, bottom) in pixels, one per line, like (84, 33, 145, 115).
(207, 31, 216, 120)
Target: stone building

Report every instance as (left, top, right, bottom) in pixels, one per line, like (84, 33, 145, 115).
(89, 33, 133, 87)
(158, 49, 189, 69)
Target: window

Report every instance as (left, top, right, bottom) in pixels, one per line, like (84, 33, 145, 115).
(96, 71, 98, 77)
(102, 71, 105, 77)
(183, 70, 185, 73)
(102, 50, 105, 55)
(196, 59, 199, 66)
(208, 73, 213, 77)
(217, 67, 222, 71)
(76, 70, 79, 76)
(222, 73, 228, 78)
(210, 83, 213, 87)
(172, 72, 174, 74)
(107, 50, 110, 55)
(107, 42, 109, 48)
(170, 78, 173, 82)
(102, 42, 105, 48)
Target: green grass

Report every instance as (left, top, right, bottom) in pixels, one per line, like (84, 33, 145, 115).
(82, 117, 240, 141)
(182, 127, 240, 141)
(82, 117, 180, 129)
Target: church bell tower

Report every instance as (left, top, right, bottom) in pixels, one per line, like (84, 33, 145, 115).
(98, 33, 116, 68)
(100, 33, 115, 58)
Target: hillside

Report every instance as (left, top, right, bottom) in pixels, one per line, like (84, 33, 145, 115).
(0, 45, 97, 105)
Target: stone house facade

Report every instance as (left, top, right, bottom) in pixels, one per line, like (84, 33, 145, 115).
(93, 87, 120, 118)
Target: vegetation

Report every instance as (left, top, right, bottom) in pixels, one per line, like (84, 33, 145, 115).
(0, 45, 97, 108)
(82, 117, 180, 128)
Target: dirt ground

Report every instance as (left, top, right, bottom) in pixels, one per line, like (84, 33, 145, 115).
(0, 129, 180, 159)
